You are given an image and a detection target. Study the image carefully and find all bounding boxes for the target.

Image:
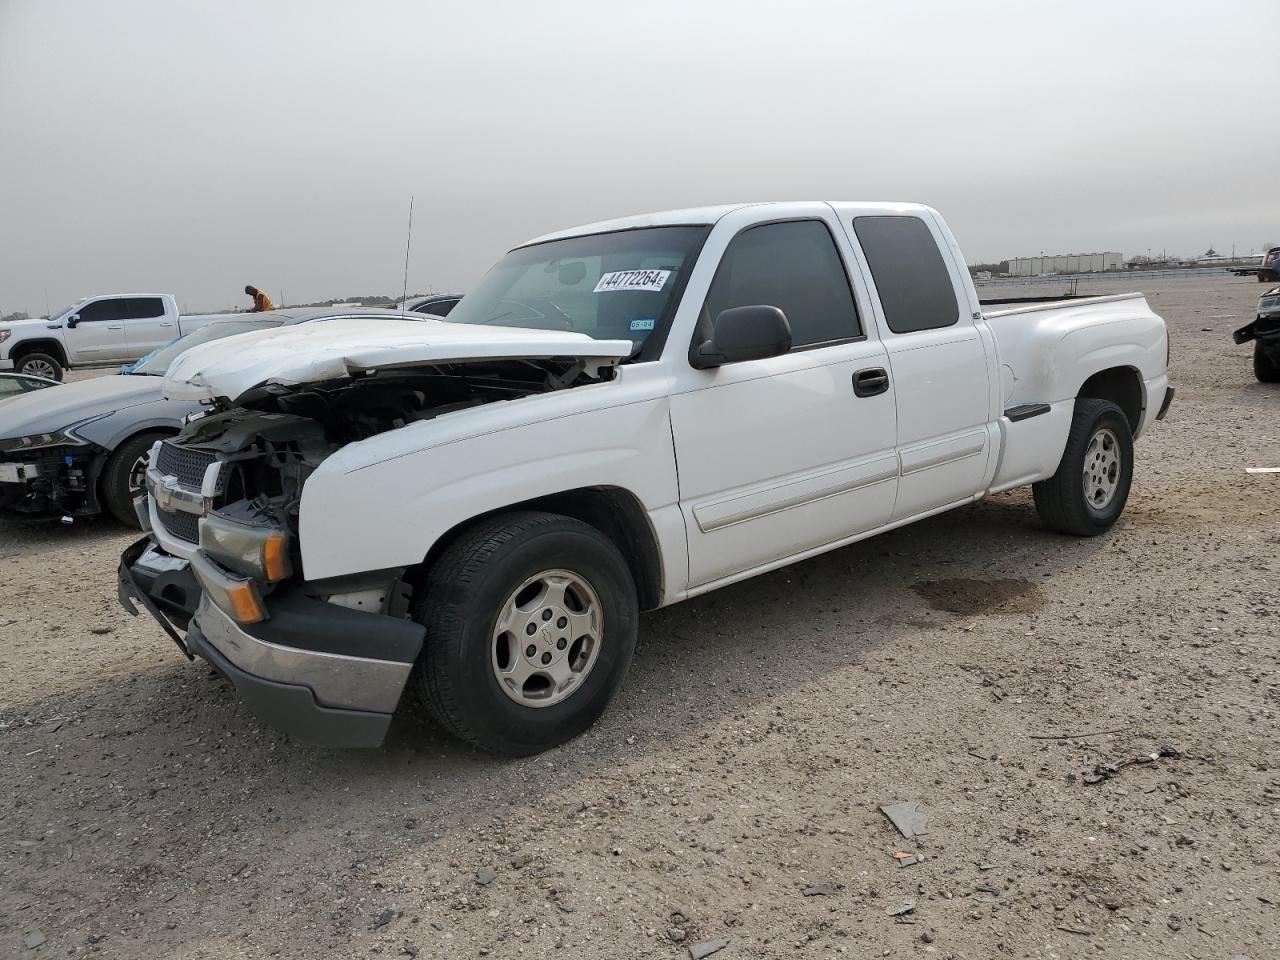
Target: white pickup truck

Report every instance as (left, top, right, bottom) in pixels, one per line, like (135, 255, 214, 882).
(119, 201, 1173, 753)
(0, 294, 226, 380)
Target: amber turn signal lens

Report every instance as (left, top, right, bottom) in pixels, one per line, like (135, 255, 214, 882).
(226, 581, 266, 625)
(262, 532, 291, 583)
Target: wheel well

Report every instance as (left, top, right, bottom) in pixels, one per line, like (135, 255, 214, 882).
(12, 339, 68, 365)
(418, 487, 664, 610)
(1077, 367, 1142, 433)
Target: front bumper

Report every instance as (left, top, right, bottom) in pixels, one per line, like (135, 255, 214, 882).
(118, 537, 425, 748)
(0, 445, 104, 517)
(1234, 314, 1280, 346)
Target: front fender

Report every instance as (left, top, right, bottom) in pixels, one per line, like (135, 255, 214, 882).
(297, 395, 681, 582)
(74, 399, 199, 450)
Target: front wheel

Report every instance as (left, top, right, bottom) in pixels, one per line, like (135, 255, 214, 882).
(1254, 342, 1280, 383)
(15, 351, 64, 381)
(1033, 399, 1134, 536)
(409, 511, 638, 755)
(101, 432, 167, 527)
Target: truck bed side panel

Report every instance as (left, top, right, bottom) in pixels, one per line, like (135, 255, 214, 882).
(984, 295, 1166, 487)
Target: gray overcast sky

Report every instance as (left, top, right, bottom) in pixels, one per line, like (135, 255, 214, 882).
(2, 0, 1277, 315)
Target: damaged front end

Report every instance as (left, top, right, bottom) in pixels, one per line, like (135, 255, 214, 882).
(1234, 286, 1280, 346)
(0, 430, 107, 520)
(119, 355, 614, 746)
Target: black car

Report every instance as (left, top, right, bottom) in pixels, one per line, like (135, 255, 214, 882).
(1260, 248, 1280, 283)
(0, 372, 59, 400)
(1233, 285, 1280, 382)
(401, 293, 463, 317)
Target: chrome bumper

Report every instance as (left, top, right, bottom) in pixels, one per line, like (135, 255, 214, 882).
(120, 535, 427, 748)
(193, 594, 413, 714)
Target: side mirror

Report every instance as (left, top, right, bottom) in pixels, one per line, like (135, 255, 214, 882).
(691, 305, 792, 369)
(66, 315, 80, 329)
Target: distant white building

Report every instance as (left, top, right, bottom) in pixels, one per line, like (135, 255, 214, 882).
(1009, 252, 1123, 277)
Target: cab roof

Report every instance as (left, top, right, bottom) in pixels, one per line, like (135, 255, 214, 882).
(520, 201, 933, 247)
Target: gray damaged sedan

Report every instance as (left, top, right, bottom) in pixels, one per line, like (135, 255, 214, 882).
(0, 307, 421, 526)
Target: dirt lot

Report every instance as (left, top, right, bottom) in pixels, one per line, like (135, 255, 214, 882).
(2, 275, 1277, 959)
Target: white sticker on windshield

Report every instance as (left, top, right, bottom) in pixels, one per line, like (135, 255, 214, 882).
(593, 269, 671, 294)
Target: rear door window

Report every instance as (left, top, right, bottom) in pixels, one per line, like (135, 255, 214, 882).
(118, 297, 166, 320)
(853, 216, 959, 334)
(704, 220, 861, 349)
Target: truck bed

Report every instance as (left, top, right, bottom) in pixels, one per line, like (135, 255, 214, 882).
(982, 291, 1147, 320)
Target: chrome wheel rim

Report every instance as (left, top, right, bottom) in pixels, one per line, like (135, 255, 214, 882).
(491, 569, 602, 708)
(1083, 427, 1121, 510)
(22, 358, 57, 379)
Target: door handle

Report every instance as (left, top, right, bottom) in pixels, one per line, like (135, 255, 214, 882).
(853, 367, 889, 398)
(106, 324, 124, 330)
(159, 322, 175, 327)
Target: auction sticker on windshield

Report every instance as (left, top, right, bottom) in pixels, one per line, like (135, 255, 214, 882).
(593, 269, 671, 294)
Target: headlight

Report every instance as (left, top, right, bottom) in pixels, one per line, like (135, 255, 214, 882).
(199, 512, 293, 583)
(0, 329, 11, 345)
(0, 431, 89, 454)
(0, 415, 108, 454)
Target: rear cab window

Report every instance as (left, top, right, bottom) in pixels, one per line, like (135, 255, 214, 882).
(852, 216, 959, 334)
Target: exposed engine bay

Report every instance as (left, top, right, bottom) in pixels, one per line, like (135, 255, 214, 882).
(155, 358, 607, 542)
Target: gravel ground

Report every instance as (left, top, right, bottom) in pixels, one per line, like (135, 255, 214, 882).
(2, 275, 1277, 959)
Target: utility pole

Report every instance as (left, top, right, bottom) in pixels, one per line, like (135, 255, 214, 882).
(401, 195, 415, 314)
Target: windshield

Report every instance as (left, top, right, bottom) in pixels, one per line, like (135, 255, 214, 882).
(443, 226, 709, 359)
(48, 302, 81, 322)
(128, 320, 277, 376)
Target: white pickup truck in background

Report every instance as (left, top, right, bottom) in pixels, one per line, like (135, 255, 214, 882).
(120, 201, 1173, 754)
(0, 293, 228, 380)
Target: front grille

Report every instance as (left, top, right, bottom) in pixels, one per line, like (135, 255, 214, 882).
(155, 441, 217, 489)
(156, 506, 200, 544)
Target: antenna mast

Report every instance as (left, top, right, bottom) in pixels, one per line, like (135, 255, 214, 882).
(401, 195, 414, 314)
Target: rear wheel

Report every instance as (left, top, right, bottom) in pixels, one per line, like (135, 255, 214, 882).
(15, 351, 63, 381)
(1033, 399, 1134, 536)
(1254, 342, 1280, 383)
(409, 511, 638, 755)
(101, 432, 167, 527)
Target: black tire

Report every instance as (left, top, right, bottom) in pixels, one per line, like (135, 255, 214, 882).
(15, 351, 64, 381)
(1254, 342, 1280, 383)
(100, 432, 167, 527)
(1033, 399, 1134, 536)
(409, 510, 638, 755)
